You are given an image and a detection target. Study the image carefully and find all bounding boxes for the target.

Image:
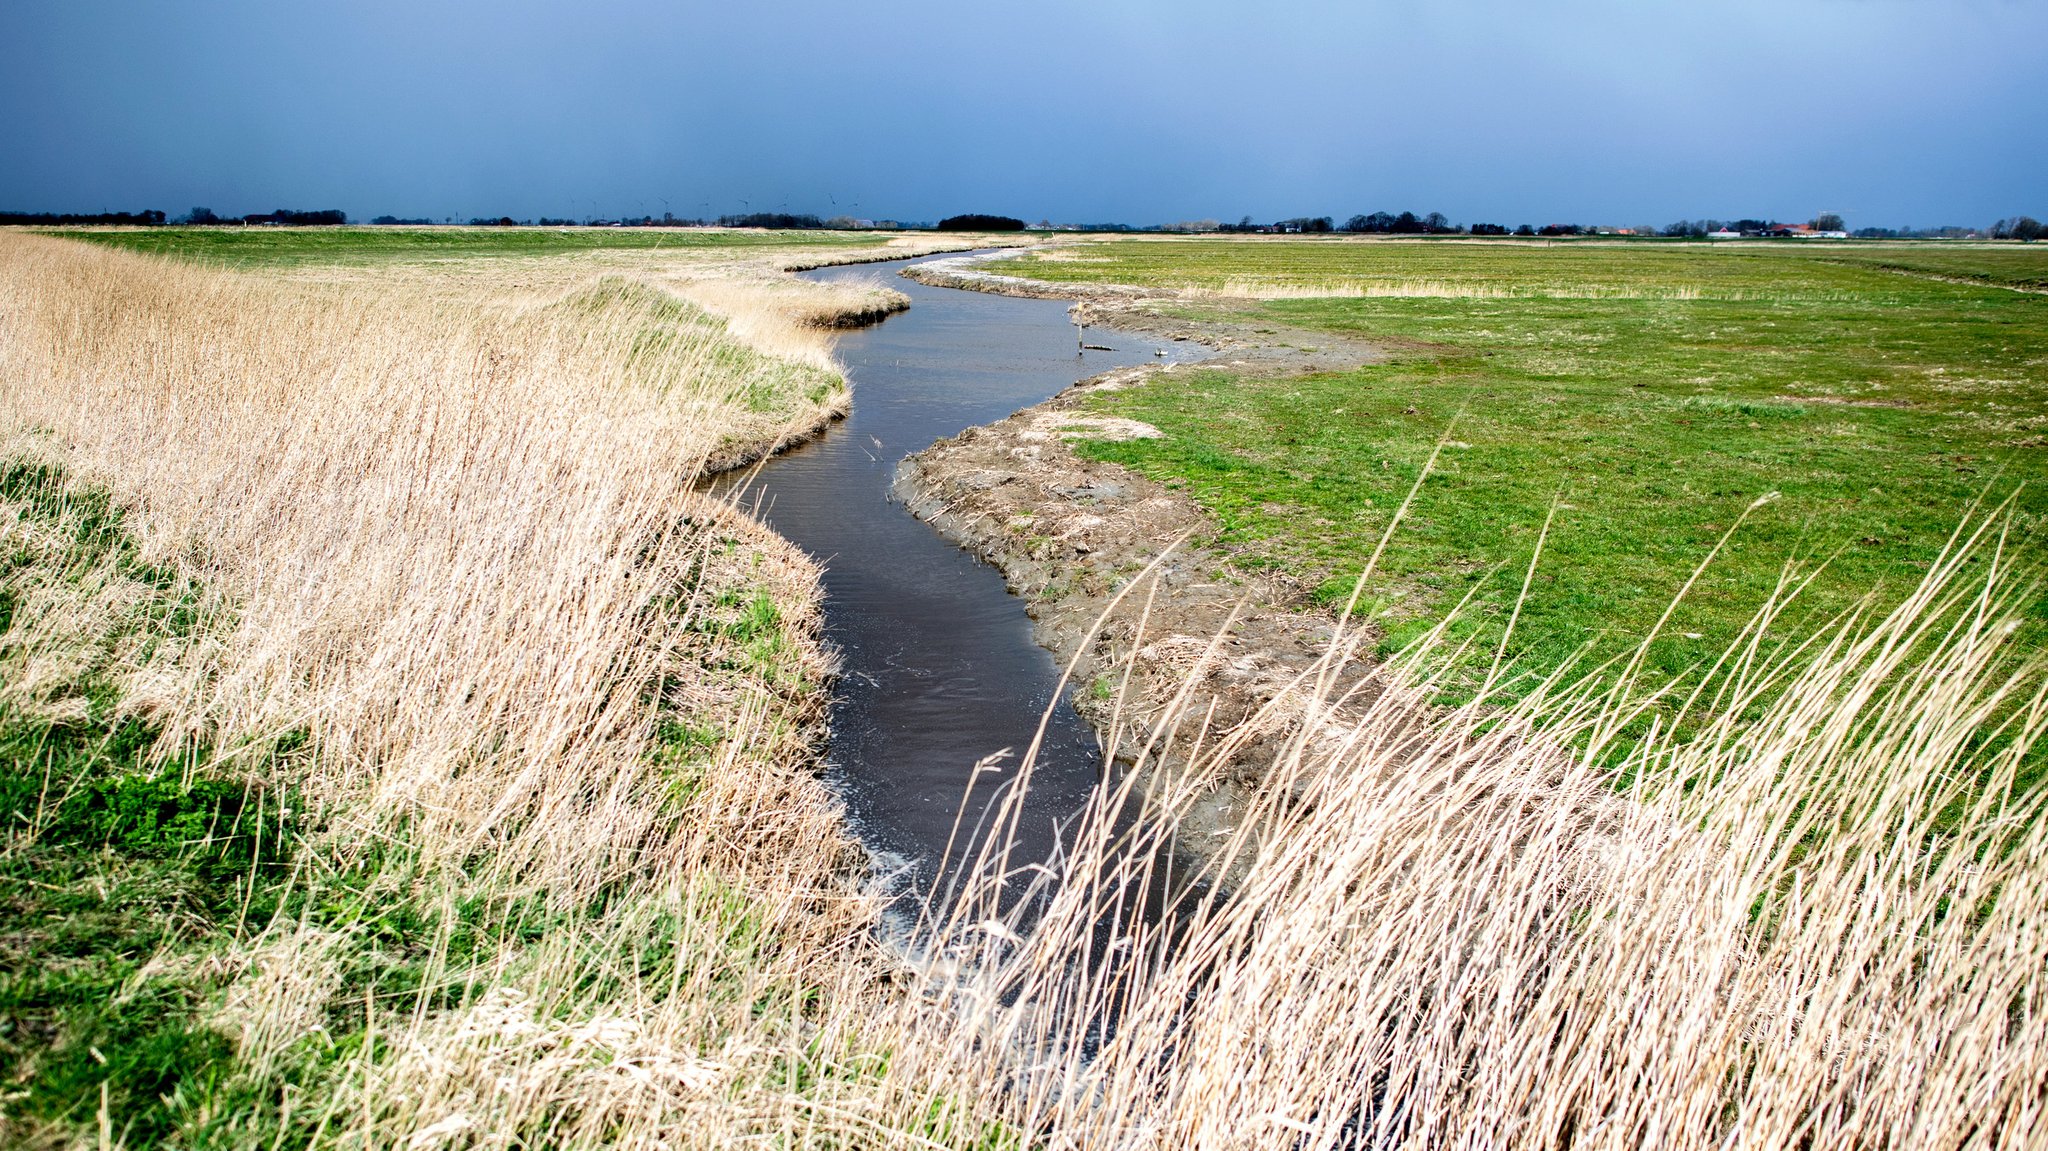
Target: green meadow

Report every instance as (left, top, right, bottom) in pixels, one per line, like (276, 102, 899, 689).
(995, 239, 2048, 703)
(41, 224, 876, 266)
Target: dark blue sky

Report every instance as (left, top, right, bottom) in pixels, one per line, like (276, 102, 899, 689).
(4, 0, 2042, 228)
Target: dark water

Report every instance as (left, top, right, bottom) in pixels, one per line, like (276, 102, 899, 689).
(725, 254, 1189, 890)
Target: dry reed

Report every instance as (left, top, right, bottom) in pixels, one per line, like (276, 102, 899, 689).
(896, 501, 2047, 1149)
(0, 232, 928, 1146)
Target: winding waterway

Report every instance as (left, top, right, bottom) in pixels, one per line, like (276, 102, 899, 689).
(728, 253, 1191, 890)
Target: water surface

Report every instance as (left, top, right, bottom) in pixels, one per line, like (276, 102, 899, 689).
(728, 254, 1187, 888)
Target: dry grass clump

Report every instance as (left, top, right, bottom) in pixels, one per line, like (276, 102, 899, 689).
(895, 507, 2047, 1149)
(0, 232, 949, 1145)
(672, 271, 909, 341)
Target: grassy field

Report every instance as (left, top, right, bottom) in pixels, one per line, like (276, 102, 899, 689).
(39, 223, 884, 267)
(993, 239, 2048, 712)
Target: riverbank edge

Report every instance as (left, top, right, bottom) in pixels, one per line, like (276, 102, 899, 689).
(699, 241, 1046, 474)
(891, 252, 1396, 870)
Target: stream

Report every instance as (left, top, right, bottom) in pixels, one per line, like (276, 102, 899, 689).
(725, 252, 1192, 895)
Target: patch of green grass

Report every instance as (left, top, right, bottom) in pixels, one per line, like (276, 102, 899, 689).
(1815, 245, 2048, 291)
(559, 276, 845, 421)
(1000, 240, 2048, 708)
(916, 1096, 1023, 1151)
(40, 225, 876, 268)
(0, 455, 315, 1147)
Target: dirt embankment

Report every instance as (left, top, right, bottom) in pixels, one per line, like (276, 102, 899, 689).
(893, 253, 1393, 856)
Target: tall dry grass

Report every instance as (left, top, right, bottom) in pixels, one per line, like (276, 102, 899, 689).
(0, 233, 850, 882)
(0, 232, 953, 1146)
(891, 502, 2048, 1148)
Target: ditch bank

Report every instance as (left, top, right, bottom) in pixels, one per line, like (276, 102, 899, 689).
(892, 251, 1393, 864)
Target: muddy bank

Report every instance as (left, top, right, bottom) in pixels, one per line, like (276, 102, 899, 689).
(892, 260, 1396, 866)
(904, 250, 1390, 372)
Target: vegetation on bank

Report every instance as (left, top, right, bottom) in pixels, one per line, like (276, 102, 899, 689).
(0, 233, 912, 1147)
(0, 458, 297, 1145)
(0, 446, 868, 1148)
(927, 494, 2048, 1148)
(995, 240, 2048, 707)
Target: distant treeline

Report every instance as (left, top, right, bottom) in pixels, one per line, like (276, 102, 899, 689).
(178, 207, 347, 225)
(1859, 217, 2041, 241)
(383, 213, 906, 229)
(9, 206, 2039, 241)
(937, 214, 1026, 232)
(3, 207, 342, 227)
(1214, 212, 1501, 235)
(0, 209, 167, 226)
(719, 212, 824, 229)
(1188, 210, 2043, 240)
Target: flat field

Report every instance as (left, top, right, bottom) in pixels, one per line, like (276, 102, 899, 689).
(993, 238, 2048, 704)
(44, 223, 886, 266)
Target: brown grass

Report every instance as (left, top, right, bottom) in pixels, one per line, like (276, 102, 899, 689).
(901, 500, 2047, 1149)
(0, 232, 925, 1145)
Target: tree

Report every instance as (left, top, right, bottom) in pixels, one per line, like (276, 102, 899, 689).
(1343, 211, 1400, 234)
(720, 212, 825, 229)
(1811, 212, 1846, 232)
(1992, 216, 2043, 241)
(179, 206, 219, 225)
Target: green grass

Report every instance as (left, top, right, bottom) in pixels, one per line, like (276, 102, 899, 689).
(0, 458, 304, 1147)
(1813, 245, 2048, 291)
(0, 456, 822, 1146)
(993, 239, 2048, 705)
(35, 224, 877, 267)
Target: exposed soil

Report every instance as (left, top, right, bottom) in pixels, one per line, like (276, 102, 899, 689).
(904, 250, 1390, 373)
(893, 251, 1396, 863)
